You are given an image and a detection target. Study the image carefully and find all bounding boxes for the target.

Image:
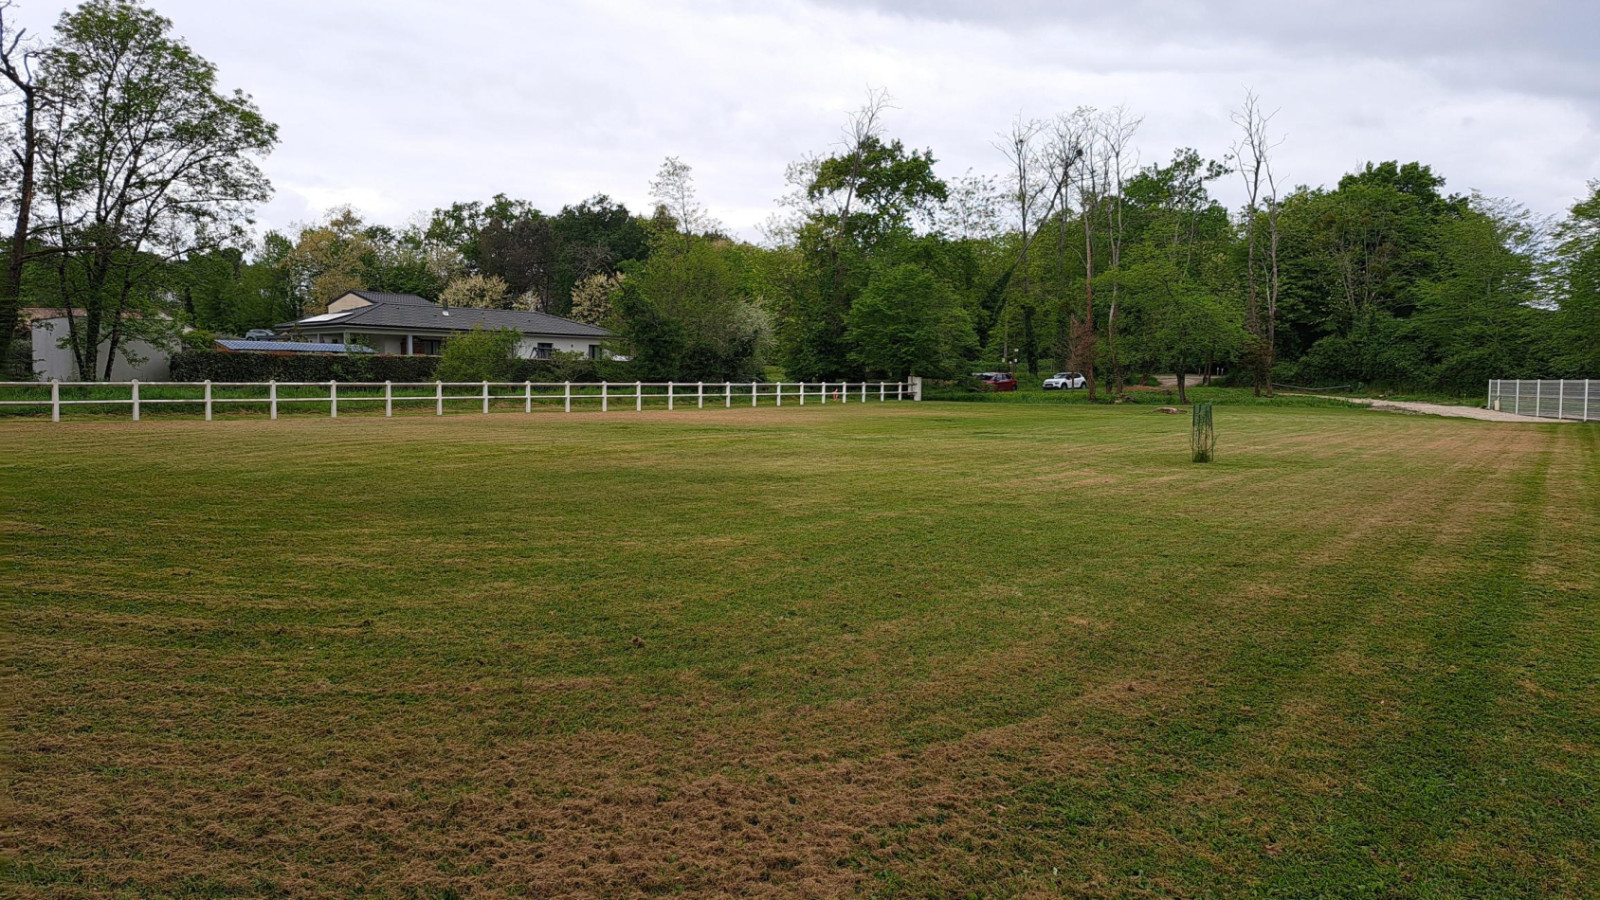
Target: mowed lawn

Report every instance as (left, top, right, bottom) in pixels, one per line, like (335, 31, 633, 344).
(3, 403, 1596, 899)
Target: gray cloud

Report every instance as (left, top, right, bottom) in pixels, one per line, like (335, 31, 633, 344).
(13, 0, 1597, 240)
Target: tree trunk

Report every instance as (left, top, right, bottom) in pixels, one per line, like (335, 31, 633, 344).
(1176, 368, 1187, 405)
(0, 35, 37, 375)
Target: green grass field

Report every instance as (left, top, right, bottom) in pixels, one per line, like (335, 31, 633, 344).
(4, 403, 1596, 898)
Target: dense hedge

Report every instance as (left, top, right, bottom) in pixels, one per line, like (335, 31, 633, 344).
(169, 350, 604, 383)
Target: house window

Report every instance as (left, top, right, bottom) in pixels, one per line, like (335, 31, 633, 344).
(535, 342, 553, 359)
(588, 344, 601, 360)
(415, 338, 443, 355)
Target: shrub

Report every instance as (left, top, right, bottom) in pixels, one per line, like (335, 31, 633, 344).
(436, 327, 520, 382)
(169, 350, 439, 382)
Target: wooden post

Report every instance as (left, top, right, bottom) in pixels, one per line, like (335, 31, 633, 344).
(204, 380, 213, 421)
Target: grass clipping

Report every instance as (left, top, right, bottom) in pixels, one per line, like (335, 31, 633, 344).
(1191, 401, 1216, 462)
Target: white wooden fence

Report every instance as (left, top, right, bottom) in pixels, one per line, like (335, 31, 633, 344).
(1487, 380, 1597, 422)
(1, 379, 922, 422)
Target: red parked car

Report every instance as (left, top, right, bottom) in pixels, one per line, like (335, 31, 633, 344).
(975, 372, 1018, 392)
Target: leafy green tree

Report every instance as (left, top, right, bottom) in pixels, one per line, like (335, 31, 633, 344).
(1548, 182, 1600, 376)
(1409, 196, 1545, 390)
(614, 234, 767, 382)
(773, 93, 949, 379)
(436, 326, 519, 382)
(846, 264, 977, 379)
(32, 0, 276, 378)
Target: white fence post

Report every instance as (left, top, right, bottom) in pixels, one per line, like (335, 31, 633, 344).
(524, 381, 531, 414)
(436, 380, 444, 416)
(131, 379, 140, 422)
(751, 381, 758, 407)
(269, 380, 278, 420)
(602, 381, 609, 412)
(725, 381, 731, 408)
(51, 379, 59, 422)
(880, 381, 885, 402)
(698, 381, 704, 409)
(667, 381, 674, 411)
(1586, 380, 1591, 422)
(204, 380, 213, 421)
(482, 380, 490, 415)
(1514, 380, 1520, 415)
(386, 381, 394, 417)
(799, 381, 805, 406)
(1558, 381, 1565, 420)
(564, 381, 571, 413)
(776, 382, 782, 407)
(821, 381, 827, 404)
(1487, 379, 1494, 410)
(330, 380, 338, 418)
(1535, 380, 1542, 417)
(861, 382, 867, 403)
(636, 380, 643, 412)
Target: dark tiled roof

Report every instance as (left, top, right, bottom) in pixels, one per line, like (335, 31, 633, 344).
(282, 302, 612, 338)
(346, 290, 437, 307)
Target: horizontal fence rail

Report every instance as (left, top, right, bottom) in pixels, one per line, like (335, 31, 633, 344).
(1487, 379, 1597, 422)
(0, 379, 921, 422)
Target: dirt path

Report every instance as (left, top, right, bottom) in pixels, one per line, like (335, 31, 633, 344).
(1148, 374, 1563, 423)
(1312, 395, 1565, 423)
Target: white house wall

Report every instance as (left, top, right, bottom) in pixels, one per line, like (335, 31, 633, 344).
(30, 317, 171, 381)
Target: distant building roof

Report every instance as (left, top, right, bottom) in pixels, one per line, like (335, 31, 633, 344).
(216, 339, 373, 354)
(344, 290, 438, 307)
(280, 298, 611, 338)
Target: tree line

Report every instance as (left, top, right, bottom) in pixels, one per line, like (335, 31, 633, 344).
(4, 1, 1596, 392)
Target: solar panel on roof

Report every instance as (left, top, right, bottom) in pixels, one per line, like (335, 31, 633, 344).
(216, 340, 373, 353)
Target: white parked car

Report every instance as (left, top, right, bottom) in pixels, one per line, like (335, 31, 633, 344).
(1042, 372, 1086, 390)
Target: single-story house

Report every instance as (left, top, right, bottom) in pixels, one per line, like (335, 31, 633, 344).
(279, 291, 612, 359)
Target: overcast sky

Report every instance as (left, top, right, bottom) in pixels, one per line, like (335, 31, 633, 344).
(16, 0, 1600, 239)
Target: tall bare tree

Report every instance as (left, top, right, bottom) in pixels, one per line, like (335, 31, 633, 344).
(648, 155, 719, 248)
(0, 0, 39, 373)
(993, 114, 1046, 367)
(1231, 89, 1283, 395)
(1096, 106, 1142, 395)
